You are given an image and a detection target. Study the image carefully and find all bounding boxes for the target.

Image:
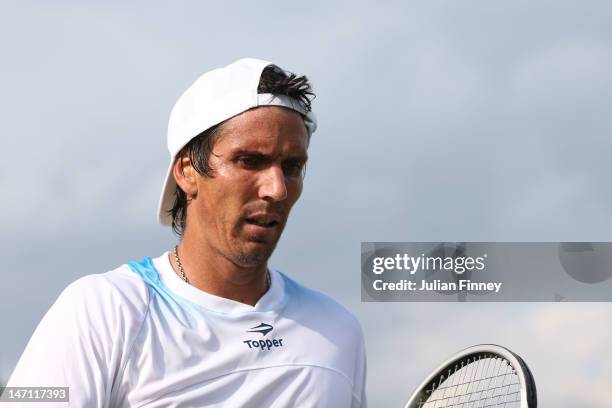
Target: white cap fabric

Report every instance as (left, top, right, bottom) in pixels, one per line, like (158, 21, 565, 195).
(157, 58, 317, 226)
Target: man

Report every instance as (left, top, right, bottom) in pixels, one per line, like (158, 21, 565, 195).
(6, 58, 367, 407)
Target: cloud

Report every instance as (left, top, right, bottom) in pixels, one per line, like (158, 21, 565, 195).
(511, 41, 612, 115)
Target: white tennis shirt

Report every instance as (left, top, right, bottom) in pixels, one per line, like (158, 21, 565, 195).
(7, 253, 367, 407)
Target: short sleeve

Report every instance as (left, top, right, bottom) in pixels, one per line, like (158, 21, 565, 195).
(5, 270, 148, 408)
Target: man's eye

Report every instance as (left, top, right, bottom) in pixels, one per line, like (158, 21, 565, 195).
(238, 156, 263, 168)
(283, 161, 305, 177)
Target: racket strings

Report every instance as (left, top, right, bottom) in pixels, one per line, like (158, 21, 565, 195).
(417, 355, 521, 408)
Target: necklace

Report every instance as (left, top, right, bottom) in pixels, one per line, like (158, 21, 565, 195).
(173, 245, 189, 283)
(173, 245, 271, 290)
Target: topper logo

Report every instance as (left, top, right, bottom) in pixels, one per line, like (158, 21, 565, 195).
(243, 322, 285, 351)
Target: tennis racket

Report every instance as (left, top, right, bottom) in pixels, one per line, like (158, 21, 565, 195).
(403, 344, 537, 408)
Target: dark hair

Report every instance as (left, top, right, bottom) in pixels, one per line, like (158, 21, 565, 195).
(169, 65, 315, 236)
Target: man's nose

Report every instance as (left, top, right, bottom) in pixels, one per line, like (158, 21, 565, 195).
(259, 165, 287, 202)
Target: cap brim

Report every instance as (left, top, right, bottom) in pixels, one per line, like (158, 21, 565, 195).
(157, 158, 176, 226)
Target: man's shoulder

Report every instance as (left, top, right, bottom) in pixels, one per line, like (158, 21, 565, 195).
(58, 262, 150, 321)
(7, 262, 153, 402)
(279, 271, 363, 336)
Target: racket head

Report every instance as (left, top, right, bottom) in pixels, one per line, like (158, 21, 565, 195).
(404, 344, 537, 408)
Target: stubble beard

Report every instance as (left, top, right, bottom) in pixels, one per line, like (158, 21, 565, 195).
(233, 245, 274, 267)
(226, 225, 284, 269)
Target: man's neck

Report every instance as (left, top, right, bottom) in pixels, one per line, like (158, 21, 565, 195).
(168, 237, 269, 307)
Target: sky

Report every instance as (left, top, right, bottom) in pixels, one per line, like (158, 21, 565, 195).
(1, 1, 612, 406)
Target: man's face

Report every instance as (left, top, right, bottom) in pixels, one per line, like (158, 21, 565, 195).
(188, 106, 309, 268)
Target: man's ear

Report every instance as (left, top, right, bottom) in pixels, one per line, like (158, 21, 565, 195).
(173, 156, 198, 198)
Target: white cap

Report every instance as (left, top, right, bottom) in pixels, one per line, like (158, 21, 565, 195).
(157, 58, 317, 226)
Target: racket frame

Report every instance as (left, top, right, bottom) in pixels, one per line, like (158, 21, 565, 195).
(403, 344, 537, 408)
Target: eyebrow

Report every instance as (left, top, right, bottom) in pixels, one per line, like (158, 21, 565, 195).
(232, 149, 308, 163)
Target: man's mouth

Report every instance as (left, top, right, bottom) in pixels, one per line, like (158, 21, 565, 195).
(245, 219, 278, 227)
(244, 215, 280, 228)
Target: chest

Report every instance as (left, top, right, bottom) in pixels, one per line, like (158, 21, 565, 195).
(109, 299, 355, 407)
